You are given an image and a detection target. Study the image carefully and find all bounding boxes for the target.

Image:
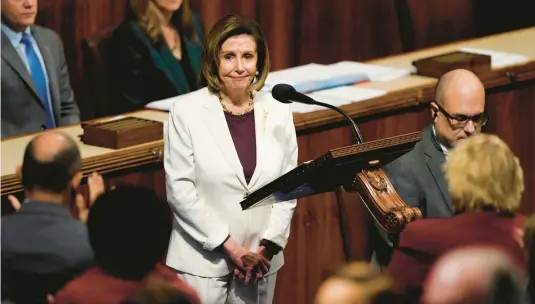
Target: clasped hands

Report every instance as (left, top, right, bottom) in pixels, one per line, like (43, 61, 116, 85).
(223, 237, 272, 284)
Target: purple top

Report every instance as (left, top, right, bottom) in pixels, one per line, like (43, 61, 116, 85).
(224, 110, 257, 184)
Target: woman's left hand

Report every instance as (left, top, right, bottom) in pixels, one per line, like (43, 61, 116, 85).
(233, 246, 272, 283)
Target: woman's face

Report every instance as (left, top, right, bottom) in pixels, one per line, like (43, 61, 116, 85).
(218, 34, 258, 93)
(152, 0, 182, 13)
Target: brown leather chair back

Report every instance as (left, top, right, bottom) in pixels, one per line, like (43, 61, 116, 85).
(81, 27, 116, 119)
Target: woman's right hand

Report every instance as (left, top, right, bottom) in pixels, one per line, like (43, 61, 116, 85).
(223, 237, 270, 284)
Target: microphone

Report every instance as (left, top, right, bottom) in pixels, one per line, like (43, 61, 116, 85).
(272, 84, 364, 144)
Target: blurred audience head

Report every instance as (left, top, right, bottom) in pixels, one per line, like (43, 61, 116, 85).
(123, 275, 195, 304)
(525, 214, 535, 302)
(523, 214, 535, 254)
(315, 262, 395, 304)
(87, 186, 172, 280)
(199, 14, 269, 94)
(444, 133, 524, 213)
(126, 0, 198, 43)
(19, 131, 82, 203)
(422, 246, 526, 304)
(1, 0, 38, 32)
(432, 69, 487, 148)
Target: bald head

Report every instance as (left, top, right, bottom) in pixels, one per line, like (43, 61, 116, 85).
(422, 247, 525, 304)
(21, 131, 81, 193)
(432, 69, 486, 148)
(30, 132, 78, 162)
(435, 69, 485, 107)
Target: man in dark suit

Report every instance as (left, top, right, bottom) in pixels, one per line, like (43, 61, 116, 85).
(1, 131, 104, 303)
(1, 0, 80, 139)
(370, 69, 488, 267)
(386, 134, 526, 303)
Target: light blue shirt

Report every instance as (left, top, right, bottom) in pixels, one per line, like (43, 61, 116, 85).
(1, 24, 53, 109)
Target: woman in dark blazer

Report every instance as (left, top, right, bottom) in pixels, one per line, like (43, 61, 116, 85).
(110, 0, 204, 113)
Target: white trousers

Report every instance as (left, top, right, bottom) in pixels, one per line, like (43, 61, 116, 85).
(178, 272, 277, 304)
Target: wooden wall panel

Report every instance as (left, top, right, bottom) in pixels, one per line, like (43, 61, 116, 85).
(485, 81, 535, 214)
(399, 0, 475, 51)
(296, 0, 403, 64)
(32, 0, 535, 120)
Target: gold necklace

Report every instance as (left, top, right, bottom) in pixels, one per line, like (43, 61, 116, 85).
(219, 92, 254, 116)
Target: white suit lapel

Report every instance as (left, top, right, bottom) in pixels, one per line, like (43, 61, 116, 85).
(202, 94, 247, 188)
(248, 93, 268, 189)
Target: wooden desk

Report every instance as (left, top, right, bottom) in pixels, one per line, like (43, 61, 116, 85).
(2, 27, 535, 304)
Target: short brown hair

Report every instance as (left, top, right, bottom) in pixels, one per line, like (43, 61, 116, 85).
(198, 14, 269, 94)
(444, 134, 524, 213)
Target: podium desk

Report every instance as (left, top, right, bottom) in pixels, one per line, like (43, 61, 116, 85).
(2, 27, 535, 304)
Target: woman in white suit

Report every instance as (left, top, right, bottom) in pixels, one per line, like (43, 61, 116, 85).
(164, 14, 298, 304)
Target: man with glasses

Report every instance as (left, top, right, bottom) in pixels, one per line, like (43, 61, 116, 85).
(370, 69, 487, 267)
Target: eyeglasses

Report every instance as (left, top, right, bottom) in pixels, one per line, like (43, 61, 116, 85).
(434, 102, 489, 128)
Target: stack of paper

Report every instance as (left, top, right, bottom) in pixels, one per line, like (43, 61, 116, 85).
(459, 47, 530, 68)
(262, 63, 369, 93)
(327, 61, 411, 82)
(291, 86, 387, 114)
(262, 61, 411, 94)
(144, 95, 179, 112)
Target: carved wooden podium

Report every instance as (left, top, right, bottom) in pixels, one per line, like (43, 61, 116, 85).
(240, 132, 423, 236)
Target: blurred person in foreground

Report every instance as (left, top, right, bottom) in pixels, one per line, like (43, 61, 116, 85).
(2, 131, 103, 303)
(123, 275, 196, 304)
(387, 133, 526, 302)
(164, 14, 297, 303)
(54, 187, 200, 304)
(422, 246, 527, 304)
(315, 262, 396, 304)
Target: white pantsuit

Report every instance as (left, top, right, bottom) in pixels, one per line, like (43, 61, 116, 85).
(164, 87, 298, 303)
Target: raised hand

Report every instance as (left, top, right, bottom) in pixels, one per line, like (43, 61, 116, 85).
(75, 172, 106, 223)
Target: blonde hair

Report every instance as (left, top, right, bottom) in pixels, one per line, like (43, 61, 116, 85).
(444, 134, 524, 213)
(330, 262, 393, 301)
(198, 14, 269, 94)
(128, 0, 198, 43)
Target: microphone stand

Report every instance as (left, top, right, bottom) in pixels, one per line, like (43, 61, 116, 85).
(312, 99, 364, 144)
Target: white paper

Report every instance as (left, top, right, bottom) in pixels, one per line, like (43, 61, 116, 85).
(459, 47, 530, 68)
(145, 95, 182, 111)
(291, 86, 387, 113)
(263, 63, 369, 93)
(327, 61, 411, 82)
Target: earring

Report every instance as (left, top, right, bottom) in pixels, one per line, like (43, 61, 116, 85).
(251, 71, 260, 86)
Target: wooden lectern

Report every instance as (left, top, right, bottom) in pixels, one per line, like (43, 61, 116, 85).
(240, 132, 423, 236)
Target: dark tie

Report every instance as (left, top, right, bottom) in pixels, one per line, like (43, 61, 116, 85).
(20, 32, 56, 129)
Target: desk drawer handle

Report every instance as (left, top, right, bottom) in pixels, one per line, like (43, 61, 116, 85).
(506, 72, 517, 83)
(150, 148, 164, 162)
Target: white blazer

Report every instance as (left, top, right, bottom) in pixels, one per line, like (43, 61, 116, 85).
(164, 87, 298, 278)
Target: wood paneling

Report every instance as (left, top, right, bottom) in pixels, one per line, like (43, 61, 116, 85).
(32, 0, 535, 120)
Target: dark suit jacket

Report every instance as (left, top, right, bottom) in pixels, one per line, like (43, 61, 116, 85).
(387, 212, 525, 302)
(1, 25, 80, 139)
(110, 13, 204, 113)
(383, 124, 453, 218)
(1, 201, 94, 303)
(369, 125, 453, 267)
